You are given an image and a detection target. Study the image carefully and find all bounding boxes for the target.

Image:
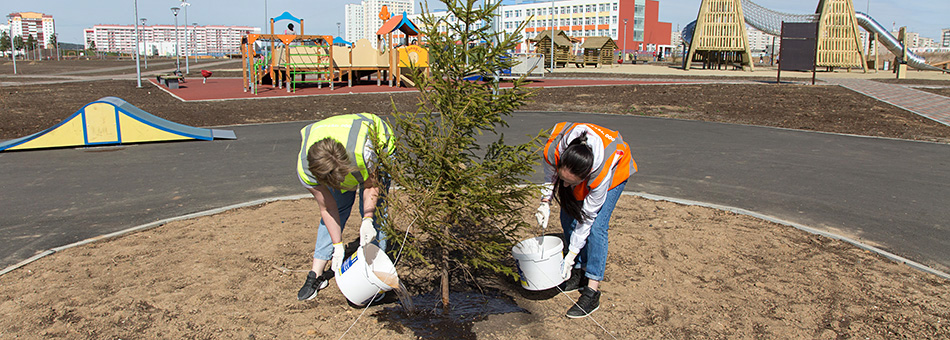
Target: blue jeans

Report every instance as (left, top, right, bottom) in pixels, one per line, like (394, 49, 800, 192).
(560, 181, 626, 281)
(313, 181, 389, 260)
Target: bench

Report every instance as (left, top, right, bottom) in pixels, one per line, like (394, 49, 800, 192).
(156, 75, 185, 89)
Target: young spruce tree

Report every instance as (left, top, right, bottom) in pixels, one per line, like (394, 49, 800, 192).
(376, 0, 543, 309)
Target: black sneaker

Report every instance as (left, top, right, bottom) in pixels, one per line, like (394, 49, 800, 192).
(557, 269, 588, 293)
(297, 271, 330, 301)
(566, 286, 601, 319)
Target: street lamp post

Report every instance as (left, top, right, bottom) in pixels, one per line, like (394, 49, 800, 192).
(550, 0, 555, 72)
(180, 0, 190, 74)
(8, 15, 16, 74)
(171, 7, 180, 75)
(134, 0, 142, 88)
(141, 18, 147, 69)
(622, 19, 627, 64)
(192, 23, 198, 63)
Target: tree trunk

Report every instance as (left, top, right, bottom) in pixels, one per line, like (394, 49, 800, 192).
(440, 238, 450, 312)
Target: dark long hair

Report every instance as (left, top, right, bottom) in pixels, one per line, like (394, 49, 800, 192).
(553, 135, 594, 222)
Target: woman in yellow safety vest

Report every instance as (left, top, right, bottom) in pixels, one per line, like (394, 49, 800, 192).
(536, 121, 637, 318)
(295, 113, 395, 301)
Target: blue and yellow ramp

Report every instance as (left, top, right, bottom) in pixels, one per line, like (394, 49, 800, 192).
(0, 97, 236, 151)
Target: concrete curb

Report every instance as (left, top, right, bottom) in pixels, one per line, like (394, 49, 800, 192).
(0, 194, 310, 276)
(3, 191, 947, 282)
(623, 191, 950, 280)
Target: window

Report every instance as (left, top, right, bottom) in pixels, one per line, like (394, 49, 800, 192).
(613, 2, 619, 11)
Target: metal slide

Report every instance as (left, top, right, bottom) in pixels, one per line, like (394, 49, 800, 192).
(681, 0, 948, 73)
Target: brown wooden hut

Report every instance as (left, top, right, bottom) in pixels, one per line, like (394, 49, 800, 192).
(580, 37, 618, 67)
(530, 30, 576, 68)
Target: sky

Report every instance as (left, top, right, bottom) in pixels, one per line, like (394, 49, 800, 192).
(2, 0, 946, 45)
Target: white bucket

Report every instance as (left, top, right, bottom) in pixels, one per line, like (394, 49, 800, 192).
(335, 244, 399, 306)
(512, 236, 565, 291)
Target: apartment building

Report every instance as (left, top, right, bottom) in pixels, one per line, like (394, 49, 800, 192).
(408, 0, 670, 53)
(345, 0, 414, 48)
(746, 25, 779, 57)
(83, 24, 259, 56)
(7, 12, 56, 48)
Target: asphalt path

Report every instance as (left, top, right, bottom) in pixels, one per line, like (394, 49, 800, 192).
(2, 112, 948, 275)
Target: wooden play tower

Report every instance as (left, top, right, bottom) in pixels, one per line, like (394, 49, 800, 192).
(685, 0, 753, 71)
(686, 0, 869, 72)
(814, 0, 866, 71)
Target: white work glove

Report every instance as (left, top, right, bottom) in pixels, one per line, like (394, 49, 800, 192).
(359, 217, 376, 247)
(560, 251, 577, 280)
(331, 242, 345, 274)
(535, 202, 550, 229)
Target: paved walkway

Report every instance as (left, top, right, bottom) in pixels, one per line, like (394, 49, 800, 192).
(824, 78, 950, 127)
(3, 115, 950, 278)
(0, 59, 241, 87)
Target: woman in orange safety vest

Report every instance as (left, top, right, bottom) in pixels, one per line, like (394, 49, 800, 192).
(536, 121, 637, 319)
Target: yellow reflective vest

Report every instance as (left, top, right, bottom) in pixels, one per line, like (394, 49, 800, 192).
(297, 113, 395, 191)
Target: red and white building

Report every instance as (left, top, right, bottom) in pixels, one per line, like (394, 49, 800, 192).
(506, 0, 671, 53)
(83, 24, 259, 56)
(7, 12, 56, 48)
(410, 0, 671, 54)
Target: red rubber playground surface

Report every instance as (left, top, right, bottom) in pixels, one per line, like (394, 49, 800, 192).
(150, 77, 694, 102)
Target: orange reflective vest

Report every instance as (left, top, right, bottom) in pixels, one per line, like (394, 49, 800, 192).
(544, 122, 637, 200)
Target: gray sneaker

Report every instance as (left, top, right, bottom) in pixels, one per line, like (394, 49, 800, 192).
(297, 271, 330, 301)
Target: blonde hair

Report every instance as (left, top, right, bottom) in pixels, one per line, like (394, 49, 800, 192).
(307, 138, 358, 191)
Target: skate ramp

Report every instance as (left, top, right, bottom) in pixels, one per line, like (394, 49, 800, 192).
(0, 97, 236, 152)
(682, 0, 949, 73)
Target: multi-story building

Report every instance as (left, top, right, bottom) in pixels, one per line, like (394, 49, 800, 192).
(746, 25, 779, 57)
(345, 0, 414, 48)
(891, 30, 921, 49)
(503, 0, 670, 53)
(408, 0, 670, 54)
(344, 4, 365, 44)
(916, 36, 936, 51)
(941, 28, 949, 48)
(7, 12, 56, 48)
(83, 24, 259, 56)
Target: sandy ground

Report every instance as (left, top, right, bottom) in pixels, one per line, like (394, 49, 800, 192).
(1, 196, 948, 339)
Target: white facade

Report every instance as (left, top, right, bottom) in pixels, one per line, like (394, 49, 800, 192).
(7, 12, 56, 48)
(345, 0, 414, 48)
(499, 0, 627, 52)
(83, 24, 259, 56)
(943, 28, 949, 48)
(345, 3, 365, 44)
(746, 25, 779, 57)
